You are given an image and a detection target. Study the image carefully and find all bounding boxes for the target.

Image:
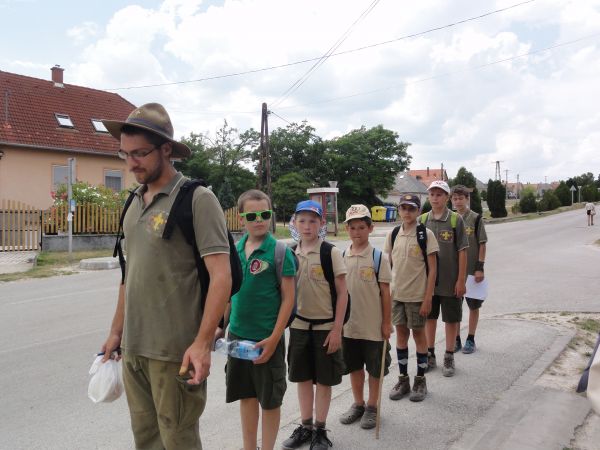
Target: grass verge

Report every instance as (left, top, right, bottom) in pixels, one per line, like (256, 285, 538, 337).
(0, 249, 113, 282)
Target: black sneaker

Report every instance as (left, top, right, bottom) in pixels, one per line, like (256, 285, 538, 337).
(310, 428, 332, 450)
(282, 425, 313, 449)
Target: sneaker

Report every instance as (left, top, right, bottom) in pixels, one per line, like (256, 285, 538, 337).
(425, 352, 436, 373)
(389, 374, 410, 400)
(282, 425, 313, 449)
(442, 353, 455, 377)
(454, 339, 462, 353)
(409, 375, 428, 402)
(462, 339, 476, 354)
(310, 428, 332, 450)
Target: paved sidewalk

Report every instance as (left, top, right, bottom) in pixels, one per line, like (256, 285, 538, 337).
(0, 251, 38, 274)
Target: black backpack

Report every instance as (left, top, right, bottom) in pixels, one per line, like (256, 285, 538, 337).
(114, 179, 243, 311)
(391, 222, 439, 285)
(291, 241, 351, 326)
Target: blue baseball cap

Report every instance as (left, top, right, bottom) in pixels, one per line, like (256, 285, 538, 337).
(295, 200, 323, 217)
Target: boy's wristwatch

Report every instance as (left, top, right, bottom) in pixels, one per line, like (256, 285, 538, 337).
(475, 261, 485, 271)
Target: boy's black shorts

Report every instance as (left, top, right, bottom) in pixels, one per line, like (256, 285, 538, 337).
(427, 295, 462, 323)
(225, 332, 286, 410)
(464, 297, 484, 310)
(342, 337, 391, 378)
(287, 328, 345, 386)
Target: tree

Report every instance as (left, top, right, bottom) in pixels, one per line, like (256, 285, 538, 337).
(449, 167, 482, 214)
(325, 125, 411, 209)
(217, 178, 236, 209)
(487, 179, 507, 218)
(554, 181, 572, 206)
(519, 190, 537, 213)
(272, 172, 312, 222)
(537, 189, 561, 212)
(422, 199, 432, 213)
(581, 183, 600, 202)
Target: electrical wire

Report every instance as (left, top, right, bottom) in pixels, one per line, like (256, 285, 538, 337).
(103, 0, 535, 91)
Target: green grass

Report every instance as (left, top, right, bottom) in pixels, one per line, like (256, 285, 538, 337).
(574, 318, 600, 334)
(0, 249, 113, 282)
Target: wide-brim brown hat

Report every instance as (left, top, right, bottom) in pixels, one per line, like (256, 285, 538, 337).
(102, 103, 191, 159)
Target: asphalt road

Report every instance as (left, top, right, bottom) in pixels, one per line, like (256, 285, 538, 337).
(0, 208, 598, 449)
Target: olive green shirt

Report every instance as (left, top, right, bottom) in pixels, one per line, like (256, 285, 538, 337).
(460, 209, 488, 275)
(122, 172, 230, 362)
(420, 208, 469, 297)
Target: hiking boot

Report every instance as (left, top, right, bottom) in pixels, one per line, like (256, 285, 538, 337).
(462, 339, 476, 354)
(282, 425, 313, 449)
(454, 339, 462, 353)
(310, 427, 332, 450)
(389, 374, 410, 400)
(425, 352, 436, 373)
(339, 403, 364, 425)
(409, 376, 428, 402)
(442, 353, 455, 377)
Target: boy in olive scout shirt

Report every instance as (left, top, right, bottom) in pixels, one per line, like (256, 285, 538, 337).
(451, 185, 487, 355)
(226, 190, 296, 450)
(423, 180, 469, 377)
(339, 205, 392, 429)
(283, 200, 348, 450)
(384, 194, 438, 402)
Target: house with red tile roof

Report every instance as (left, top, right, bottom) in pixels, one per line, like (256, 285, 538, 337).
(407, 167, 448, 187)
(0, 66, 136, 208)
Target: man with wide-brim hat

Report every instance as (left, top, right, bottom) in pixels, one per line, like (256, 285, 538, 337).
(99, 103, 232, 449)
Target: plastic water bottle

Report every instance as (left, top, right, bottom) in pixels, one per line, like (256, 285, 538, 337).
(214, 338, 262, 361)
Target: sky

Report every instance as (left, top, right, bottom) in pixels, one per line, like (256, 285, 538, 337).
(1, 0, 600, 184)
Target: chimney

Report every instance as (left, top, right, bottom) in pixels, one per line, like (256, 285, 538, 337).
(427, 167, 430, 176)
(51, 65, 64, 86)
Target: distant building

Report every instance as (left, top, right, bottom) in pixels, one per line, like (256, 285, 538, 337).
(380, 171, 429, 205)
(0, 66, 136, 208)
(408, 167, 448, 187)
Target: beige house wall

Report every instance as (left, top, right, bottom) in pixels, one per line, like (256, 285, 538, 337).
(0, 146, 136, 208)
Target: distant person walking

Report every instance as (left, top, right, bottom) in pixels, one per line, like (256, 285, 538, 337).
(585, 202, 596, 226)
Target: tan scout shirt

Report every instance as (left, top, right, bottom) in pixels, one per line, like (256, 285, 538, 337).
(421, 208, 469, 297)
(290, 241, 347, 331)
(122, 172, 230, 362)
(460, 209, 488, 275)
(384, 225, 439, 302)
(343, 244, 392, 341)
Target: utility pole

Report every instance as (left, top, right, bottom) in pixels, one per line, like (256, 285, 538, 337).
(493, 161, 503, 181)
(67, 158, 76, 256)
(258, 102, 275, 231)
(504, 169, 510, 199)
(516, 173, 520, 199)
(441, 162, 445, 181)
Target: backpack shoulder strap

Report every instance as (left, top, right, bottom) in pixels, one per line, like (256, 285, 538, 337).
(450, 211, 458, 229)
(372, 248, 382, 281)
(416, 222, 429, 275)
(320, 241, 335, 288)
(390, 225, 402, 249)
(274, 240, 287, 287)
(162, 178, 207, 243)
(474, 212, 482, 242)
(114, 190, 137, 285)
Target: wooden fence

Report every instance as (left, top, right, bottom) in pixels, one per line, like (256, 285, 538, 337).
(0, 200, 41, 251)
(1, 200, 241, 251)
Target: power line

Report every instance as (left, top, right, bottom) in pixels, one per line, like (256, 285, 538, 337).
(275, 32, 600, 111)
(103, 0, 535, 91)
(271, 0, 381, 108)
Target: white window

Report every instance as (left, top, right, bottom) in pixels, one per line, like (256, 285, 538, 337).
(55, 113, 74, 128)
(91, 119, 108, 133)
(104, 169, 123, 191)
(52, 165, 69, 188)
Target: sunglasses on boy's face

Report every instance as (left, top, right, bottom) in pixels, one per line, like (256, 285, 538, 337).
(240, 210, 272, 222)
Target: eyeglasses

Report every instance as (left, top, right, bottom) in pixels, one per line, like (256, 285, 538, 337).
(118, 146, 158, 160)
(240, 210, 272, 222)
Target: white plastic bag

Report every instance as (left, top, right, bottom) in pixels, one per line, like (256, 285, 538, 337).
(88, 355, 124, 403)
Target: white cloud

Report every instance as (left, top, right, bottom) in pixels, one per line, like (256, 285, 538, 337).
(66, 21, 99, 44)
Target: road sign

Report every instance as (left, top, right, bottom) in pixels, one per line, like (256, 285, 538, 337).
(570, 185, 576, 192)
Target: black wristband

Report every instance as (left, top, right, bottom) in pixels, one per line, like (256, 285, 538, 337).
(475, 261, 485, 271)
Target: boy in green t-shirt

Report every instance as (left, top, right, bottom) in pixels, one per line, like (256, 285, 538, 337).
(451, 185, 487, 354)
(225, 189, 296, 450)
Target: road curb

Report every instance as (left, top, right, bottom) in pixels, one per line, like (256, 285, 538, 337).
(79, 257, 120, 270)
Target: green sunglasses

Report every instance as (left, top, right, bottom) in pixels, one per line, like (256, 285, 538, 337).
(240, 210, 272, 222)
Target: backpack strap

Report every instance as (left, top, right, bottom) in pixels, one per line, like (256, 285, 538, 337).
(420, 212, 429, 225)
(320, 241, 337, 307)
(390, 225, 401, 250)
(114, 190, 137, 285)
(274, 240, 287, 286)
(372, 248, 382, 282)
(416, 222, 429, 276)
(474, 213, 482, 243)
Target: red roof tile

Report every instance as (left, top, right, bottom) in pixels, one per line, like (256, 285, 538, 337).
(408, 168, 448, 187)
(0, 70, 135, 155)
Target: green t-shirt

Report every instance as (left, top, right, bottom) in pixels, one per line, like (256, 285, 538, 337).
(229, 233, 296, 341)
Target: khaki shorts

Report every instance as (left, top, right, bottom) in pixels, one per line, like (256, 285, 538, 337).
(122, 354, 206, 450)
(342, 337, 391, 378)
(427, 295, 463, 323)
(287, 328, 345, 386)
(225, 332, 287, 410)
(392, 301, 426, 329)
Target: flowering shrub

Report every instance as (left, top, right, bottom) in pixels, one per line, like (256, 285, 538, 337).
(52, 182, 130, 208)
